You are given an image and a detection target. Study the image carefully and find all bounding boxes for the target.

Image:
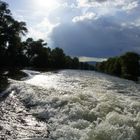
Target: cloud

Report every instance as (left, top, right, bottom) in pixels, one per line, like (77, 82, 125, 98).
(122, 1, 138, 11)
(26, 18, 60, 41)
(121, 19, 140, 28)
(49, 0, 140, 57)
(36, 18, 60, 35)
(79, 56, 107, 62)
(5, 0, 140, 57)
(27, 27, 46, 40)
(72, 12, 97, 22)
(77, 0, 139, 12)
(50, 15, 140, 57)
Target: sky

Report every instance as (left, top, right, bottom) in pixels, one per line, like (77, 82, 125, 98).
(3, 0, 140, 60)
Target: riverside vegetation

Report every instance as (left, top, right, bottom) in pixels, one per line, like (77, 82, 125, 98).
(96, 52, 140, 81)
(0, 0, 140, 91)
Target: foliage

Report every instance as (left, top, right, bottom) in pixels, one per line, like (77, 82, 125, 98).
(0, 1, 27, 67)
(96, 52, 140, 81)
(0, 74, 8, 92)
(0, 0, 94, 75)
(120, 52, 140, 80)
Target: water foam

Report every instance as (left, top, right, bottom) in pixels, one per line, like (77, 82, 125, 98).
(7, 70, 140, 140)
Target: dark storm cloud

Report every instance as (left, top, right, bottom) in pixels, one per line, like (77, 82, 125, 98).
(48, 0, 140, 57)
(50, 15, 140, 57)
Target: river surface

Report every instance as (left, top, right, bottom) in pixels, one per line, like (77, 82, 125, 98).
(0, 70, 140, 140)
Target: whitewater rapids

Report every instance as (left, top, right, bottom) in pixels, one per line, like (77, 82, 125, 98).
(0, 70, 140, 140)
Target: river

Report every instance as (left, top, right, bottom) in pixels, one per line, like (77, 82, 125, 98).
(0, 70, 140, 140)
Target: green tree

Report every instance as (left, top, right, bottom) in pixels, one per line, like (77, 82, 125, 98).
(65, 56, 73, 69)
(120, 52, 140, 80)
(23, 38, 48, 67)
(96, 52, 140, 81)
(105, 57, 121, 76)
(50, 48, 66, 68)
(0, 1, 27, 67)
(32, 47, 51, 68)
(72, 57, 80, 69)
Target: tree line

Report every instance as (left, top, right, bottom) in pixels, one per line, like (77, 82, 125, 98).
(0, 1, 94, 72)
(95, 52, 140, 81)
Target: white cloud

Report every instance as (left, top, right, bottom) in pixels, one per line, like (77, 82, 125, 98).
(133, 19, 140, 27)
(79, 56, 107, 62)
(77, 0, 139, 12)
(77, 0, 103, 9)
(27, 27, 46, 40)
(30, 0, 61, 13)
(11, 0, 139, 41)
(36, 18, 60, 35)
(72, 12, 97, 22)
(71, 0, 139, 25)
(122, 1, 138, 11)
(27, 18, 60, 40)
(121, 19, 140, 28)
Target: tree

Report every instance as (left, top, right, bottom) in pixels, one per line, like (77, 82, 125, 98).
(0, 0, 95, 73)
(120, 52, 140, 80)
(50, 48, 66, 68)
(32, 47, 51, 68)
(65, 56, 73, 69)
(96, 61, 106, 72)
(72, 57, 80, 69)
(105, 57, 121, 76)
(0, 1, 28, 67)
(23, 38, 48, 67)
(95, 52, 140, 81)
(0, 1, 12, 66)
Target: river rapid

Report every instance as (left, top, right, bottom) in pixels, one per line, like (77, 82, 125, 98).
(0, 70, 140, 140)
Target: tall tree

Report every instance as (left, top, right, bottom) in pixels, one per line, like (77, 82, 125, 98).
(120, 52, 140, 80)
(23, 38, 47, 62)
(50, 48, 66, 68)
(0, 1, 28, 67)
(95, 52, 140, 81)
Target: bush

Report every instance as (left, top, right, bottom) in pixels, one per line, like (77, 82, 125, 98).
(0, 75, 8, 92)
(95, 52, 140, 81)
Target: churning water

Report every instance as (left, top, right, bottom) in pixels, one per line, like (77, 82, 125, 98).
(1, 70, 140, 140)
